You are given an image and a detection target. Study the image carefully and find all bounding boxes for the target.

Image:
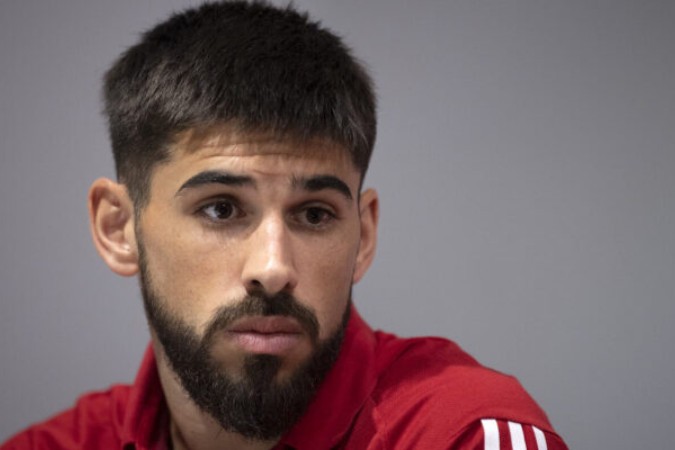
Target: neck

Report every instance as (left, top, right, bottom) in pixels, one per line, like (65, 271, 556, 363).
(169, 418, 276, 450)
(153, 341, 279, 450)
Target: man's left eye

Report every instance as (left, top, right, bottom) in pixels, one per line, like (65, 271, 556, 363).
(299, 206, 335, 227)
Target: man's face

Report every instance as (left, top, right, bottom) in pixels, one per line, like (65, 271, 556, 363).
(132, 130, 374, 438)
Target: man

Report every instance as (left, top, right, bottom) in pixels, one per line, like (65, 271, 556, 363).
(2, 2, 567, 449)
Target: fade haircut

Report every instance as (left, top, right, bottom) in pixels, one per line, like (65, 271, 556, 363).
(103, 0, 377, 207)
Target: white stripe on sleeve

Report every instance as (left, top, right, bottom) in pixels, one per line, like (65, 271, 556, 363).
(481, 419, 500, 450)
(532, 426, 548, 450)
(507, 422, 526, 450)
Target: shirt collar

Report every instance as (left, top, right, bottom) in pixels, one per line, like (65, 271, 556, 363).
(121, 347, 170, 450)
(121, 305, 378, 450)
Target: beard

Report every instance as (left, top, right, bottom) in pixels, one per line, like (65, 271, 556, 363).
(137, 247, 350, 441)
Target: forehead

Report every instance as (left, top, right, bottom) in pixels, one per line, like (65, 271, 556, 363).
(171, 125, 353, 166)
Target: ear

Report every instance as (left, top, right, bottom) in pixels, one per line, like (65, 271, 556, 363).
(88, 178, 139, 277)
(353, 188, 379, 284)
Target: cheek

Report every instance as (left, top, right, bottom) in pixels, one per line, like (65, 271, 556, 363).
(297, 237, 359, 338)
(140, 221, 243, 326)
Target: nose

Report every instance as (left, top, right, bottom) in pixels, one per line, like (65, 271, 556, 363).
(241, 215, 298, 295)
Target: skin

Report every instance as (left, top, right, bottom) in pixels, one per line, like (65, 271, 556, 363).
(88, 129, 378, 450)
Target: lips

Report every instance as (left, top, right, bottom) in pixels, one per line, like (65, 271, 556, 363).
(225, 316, 305, 354)
(227, 316, 304, 334)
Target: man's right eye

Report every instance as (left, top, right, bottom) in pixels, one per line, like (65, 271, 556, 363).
(199, 200, 239, 221)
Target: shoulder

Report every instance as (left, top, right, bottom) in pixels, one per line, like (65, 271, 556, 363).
(370, 333, 531, 409)
(451, 418, 569, 450)
(1, 384, 131, 450)
(354, 333, 568, 449)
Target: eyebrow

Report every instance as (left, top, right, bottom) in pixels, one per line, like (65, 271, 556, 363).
(175, 170, 353, 201)
(295, 174, 353, 200)
(176, 171, 254, 194)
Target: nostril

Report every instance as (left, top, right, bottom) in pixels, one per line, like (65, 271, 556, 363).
(248, 279, 263, 289)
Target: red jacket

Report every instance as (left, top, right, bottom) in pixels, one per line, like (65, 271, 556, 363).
(2, 308, 567, 449)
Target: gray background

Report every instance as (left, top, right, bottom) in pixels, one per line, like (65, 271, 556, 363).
(1, 1, 673, 448)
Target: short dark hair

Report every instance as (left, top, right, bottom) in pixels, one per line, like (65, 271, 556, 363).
(103, 0, 377, 207)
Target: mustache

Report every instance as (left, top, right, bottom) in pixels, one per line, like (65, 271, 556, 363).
(202, 290, 320, 344)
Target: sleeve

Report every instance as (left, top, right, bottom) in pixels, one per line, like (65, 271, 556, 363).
(450, 418, 568, 450)
(1, 408, 84, 450)
(0, 388, 124, 450)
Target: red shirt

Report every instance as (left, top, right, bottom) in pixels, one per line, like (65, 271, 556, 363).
(2, 308, 567, 449)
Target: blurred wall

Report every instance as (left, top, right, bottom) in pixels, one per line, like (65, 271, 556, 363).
(1, 1, 673, 448)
